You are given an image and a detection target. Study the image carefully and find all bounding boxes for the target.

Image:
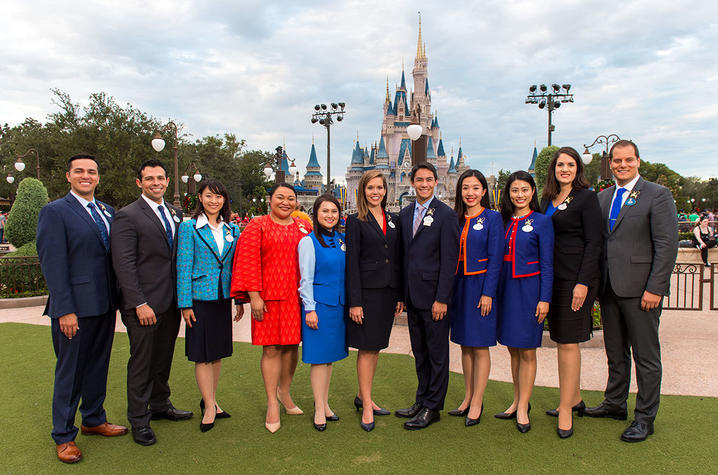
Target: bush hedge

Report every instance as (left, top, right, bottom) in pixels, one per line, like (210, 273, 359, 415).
(4, 178, 48, 248)
(7, 241, 38, 257)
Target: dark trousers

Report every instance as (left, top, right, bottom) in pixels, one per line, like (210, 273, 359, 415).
(600, 282, 662, 423)
(51, 311, 115, 444)
(121, 308, 180, 428)
(406, 294, 450, 411)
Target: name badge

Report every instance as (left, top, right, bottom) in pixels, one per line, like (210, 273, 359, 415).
(388, 221, 396, 229)
(225, 234, 234, 242)
(522, 225, 533, 232)
(557, 203, 567, 211)
(103, 210, 112, 217)
(423, 216, 433, 227)
(625, 198, 636, 206)
(299, 227, 309, 234)
(173, 216, 180, 223)
(473, 223, 483, 230)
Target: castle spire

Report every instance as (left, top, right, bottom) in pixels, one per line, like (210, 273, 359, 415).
(416, 12, 424, 60)
(386, 77, 390, 102)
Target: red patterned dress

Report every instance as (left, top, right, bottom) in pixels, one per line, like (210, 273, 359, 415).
(231, 215, 311, 345)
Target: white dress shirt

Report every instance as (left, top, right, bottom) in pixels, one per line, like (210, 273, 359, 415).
(612, 174, 641, 208)
(141, 194, 175, 235)
(195, 213, 228, 255)
(70, 190, 110, 232)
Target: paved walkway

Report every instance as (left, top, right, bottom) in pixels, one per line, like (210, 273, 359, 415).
(1, 304, 715, 398)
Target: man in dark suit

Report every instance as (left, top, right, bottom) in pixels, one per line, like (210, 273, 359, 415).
(585, 140, 678, 442)
(395, 163, 459, 429)
(111, 159, 192, 446)
(37, 154, 128, 464)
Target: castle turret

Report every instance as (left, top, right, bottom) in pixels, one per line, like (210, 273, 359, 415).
(303, 140, 323, 190)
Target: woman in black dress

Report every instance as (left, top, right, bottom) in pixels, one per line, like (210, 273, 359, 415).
(692, 215, 716, 266)
(345, 170, 403, 432)
(540, 147, 602, 438)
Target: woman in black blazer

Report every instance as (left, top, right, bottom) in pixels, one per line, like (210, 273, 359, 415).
(345, 170, 404, 432)
(539, 146, 602, 438)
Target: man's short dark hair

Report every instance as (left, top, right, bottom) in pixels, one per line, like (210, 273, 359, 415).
(410, 162, 438, 182)
(137, 159, 168, 179)
(609, 139, 640, 160)
(67, 153, 97, 171)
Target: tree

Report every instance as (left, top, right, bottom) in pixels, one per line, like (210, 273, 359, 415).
(583, 153, 602, 185)
(4, 177, 48, 248)
(533, 146, 559, 195)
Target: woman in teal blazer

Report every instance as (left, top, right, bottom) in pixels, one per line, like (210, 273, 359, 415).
(176, 179, 243, 432)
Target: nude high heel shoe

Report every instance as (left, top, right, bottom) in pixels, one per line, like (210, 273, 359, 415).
(277, 390, 304, 415)
(265, 421, 281, 433)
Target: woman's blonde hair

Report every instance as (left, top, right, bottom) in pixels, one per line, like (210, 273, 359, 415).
(356, 170, 388, 221)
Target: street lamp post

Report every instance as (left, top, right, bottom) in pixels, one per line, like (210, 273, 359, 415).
(151, 121, 181, 207)
(15, 148, 40, 179)
(311, 103, 346, 192)
(180, 162, 202, 195)
(525, 84, 574, 146)
(582, 134, 622, 181)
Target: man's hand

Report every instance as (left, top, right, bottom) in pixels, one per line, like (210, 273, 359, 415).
(395, 301, 405, 317)
(478, 296, 492, 317)
(432, 301, 448, 321)
(641, 291, 662, 311)
(58, 313, 79, 339)
(181, 308, 196, 328)
(136, 304, 157, 326)
(305, 310, 319, 330)
(349, 306, 363, 324)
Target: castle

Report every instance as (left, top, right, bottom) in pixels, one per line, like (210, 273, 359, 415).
(344, 19, 469, 211)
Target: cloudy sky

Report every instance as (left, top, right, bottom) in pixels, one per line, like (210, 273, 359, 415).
(1, 0, 716, 182)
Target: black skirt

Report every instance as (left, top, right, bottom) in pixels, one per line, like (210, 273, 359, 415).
(546, 280, 597, 344)
(185, 299, 233, 362)
(346, 287, 399, 351)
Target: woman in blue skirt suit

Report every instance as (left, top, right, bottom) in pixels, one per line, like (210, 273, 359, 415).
(495, 171, 554, 433)
(447, 170, 503, 426)
(298, 194, 348, 431)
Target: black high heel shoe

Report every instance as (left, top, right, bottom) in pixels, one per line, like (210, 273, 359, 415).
(360, 420, 375, 432)
(516, 404, 532, 433)
(465, 404, 483, 427)
(546, 400, 586, 418)
(201, 399, 231, 419)
(313, 421, 327, 432)
(448, 407, 469, 417)
(557, 425, 574, 438)
(200, 420, 215, 432)
(354, 396, 391, 416)
(495, 402, 530, 420)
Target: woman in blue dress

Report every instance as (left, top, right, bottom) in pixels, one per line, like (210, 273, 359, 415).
(494, 171, 554, 433)
(298, 194, 348, 431)
(447, 170, 503, 426)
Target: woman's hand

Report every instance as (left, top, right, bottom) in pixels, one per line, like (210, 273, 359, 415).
(478, 296, 492, 317)
(249, 293, 267, 322)
(305, 310, 319, 330)
(182, 308, 196, 328)
(395, 301, 405, 317)
(234, 304, 244, 322)
(571, 284, 588, 312)
(349, 306, 363, 324)
(535, 301, 549, 324)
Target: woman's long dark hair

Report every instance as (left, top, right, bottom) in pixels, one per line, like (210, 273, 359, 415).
(541, 146, 589, 201)
(312, 193, 341, 248)
(500, 171, 540, 224)
(192, 178, 232, 222)
(454, 169, 491, 225)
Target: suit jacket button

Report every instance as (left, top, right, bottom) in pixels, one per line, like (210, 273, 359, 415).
(384, 244, 389, 249)
(385, 258, 389, 264)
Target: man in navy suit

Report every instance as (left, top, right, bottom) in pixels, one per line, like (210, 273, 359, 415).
(395, 163, 459, 429)
(37, 154, 128, 464)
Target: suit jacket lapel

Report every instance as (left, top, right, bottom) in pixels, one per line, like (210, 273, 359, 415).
(196, 224, 221, 260)
(412, 197, 436, 240)
(612, 177, 644, 232)
(219, 226, 236, 262)
(367, 211, 388, 243)
(600, 186, 614, 233)
(138, 198, 171, 250)
(64, 194, 106, 248)
(552, 188, 578, 217)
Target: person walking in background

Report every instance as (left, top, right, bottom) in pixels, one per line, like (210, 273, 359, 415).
(0, 211, 6, 243)
(692, 215, 715, 266)
(395, 163, 459, 430)
(231, 183, 310, 433)
(298, 194, 348, 432)
(585, 140, 678, 443)
(176, 179, 243, 433)
(111, 159, 193, 447)
(447, 169, 503, 427)
(345, 170, 403, 432)
(494, 171, 553, 434)
(539, 147, 602, 438)
(37, 154, 128, 463)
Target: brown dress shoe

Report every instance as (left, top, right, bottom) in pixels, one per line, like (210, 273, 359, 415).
(81, 422, 129, 437)
(56, 441, 82, 463)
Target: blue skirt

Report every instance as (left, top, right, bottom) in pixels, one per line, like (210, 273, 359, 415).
(301, 302, 348, 364)
(497, 262, 543, 348)
(449, 269, 497, 347)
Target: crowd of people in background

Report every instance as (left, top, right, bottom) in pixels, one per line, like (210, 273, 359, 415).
(34, 139, 680, 464)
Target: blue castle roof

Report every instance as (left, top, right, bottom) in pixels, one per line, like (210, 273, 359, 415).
(400, 70, 407, 90)
(437, 138, 446, 157)
(350, 141, 364, 168)
(305, 143, 322, 176)
(397, 138, 411, 166)
(281, 150, 290, 174)
(393, 90, 410, 117)
(426, 136, 436, 159)
(449, 155, 456, 172)
(369, 146, 375, 165)
(425, 78, 430, 96)
(377, 136, 388, 158)
(528, 145, 538, 171)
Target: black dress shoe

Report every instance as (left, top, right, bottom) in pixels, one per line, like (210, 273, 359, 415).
(557, 426, 573, 438)
(584, 402, 627, 420)
(131, 426, 157, 446)
(546, 401, 586, 418)
(360, 420, 375, 432)
(395, 403, 422, 419)
(313, 422, 327, 432)
(448, 407, 469, 417)
(404, 407, 440, 430)
(354, 396, 391, 416)
(152, 405, 193, 421)
(200, 421, 215, 433)
(465, 404, 483, 427)
(516, 421, 531, 433)
(621, 421, 654, 442)
(326, 413, 339, 422)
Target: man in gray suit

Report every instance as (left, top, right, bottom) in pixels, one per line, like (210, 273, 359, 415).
(585, 140, 678, 442)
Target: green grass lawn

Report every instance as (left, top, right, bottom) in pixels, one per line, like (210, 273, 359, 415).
(1, 322, 715, 474)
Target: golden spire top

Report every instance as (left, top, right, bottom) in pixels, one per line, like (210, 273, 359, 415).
(416, 12, 424, 59)
(386, 76, 390, 102)
(312, 135, 314, 145)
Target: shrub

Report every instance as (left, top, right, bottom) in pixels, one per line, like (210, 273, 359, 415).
(0, 255, 46, 298)
(533, 145, 559, 195)
(7, 241, 37, 257)
(4, 178, 48, 248)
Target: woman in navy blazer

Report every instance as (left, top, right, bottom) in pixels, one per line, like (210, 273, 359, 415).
(176, 179, 243, 432)
(540, 147, 602, 438)
(447, 170, 503, 426)
(495, 171, 554, 433)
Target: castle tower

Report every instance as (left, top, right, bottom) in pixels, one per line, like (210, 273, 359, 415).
(304, 139, 323, 190)
(456, 138, 469, 175)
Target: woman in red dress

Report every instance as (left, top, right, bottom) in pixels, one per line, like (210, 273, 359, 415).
(231, 184, 312, 432)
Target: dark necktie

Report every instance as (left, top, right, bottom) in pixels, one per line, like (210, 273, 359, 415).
(413, 203, 424, 237)
(158, 205, 174, 249)
(609, 188, 627, 231)
(87, 202, 109, 249)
